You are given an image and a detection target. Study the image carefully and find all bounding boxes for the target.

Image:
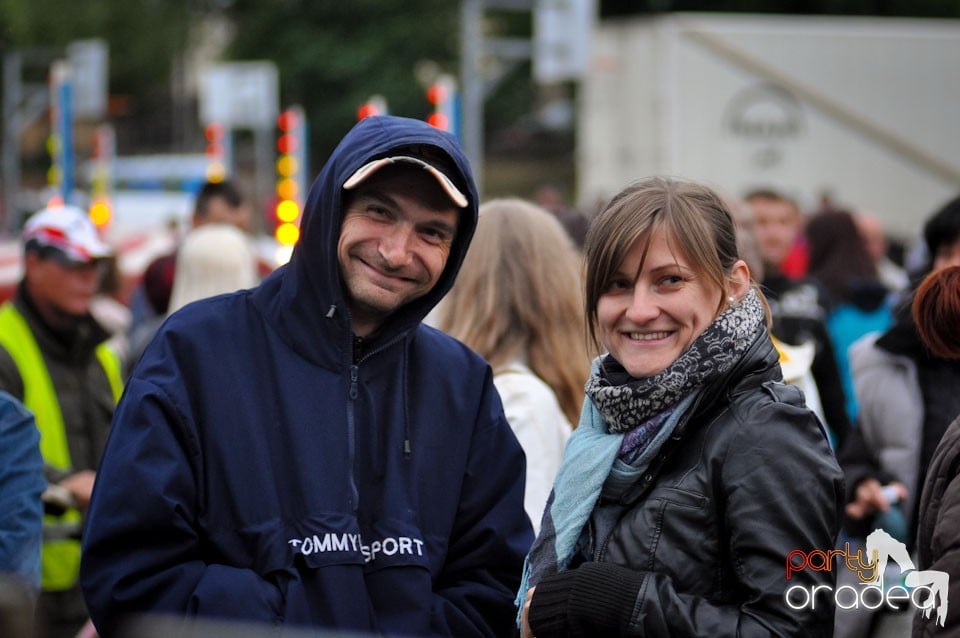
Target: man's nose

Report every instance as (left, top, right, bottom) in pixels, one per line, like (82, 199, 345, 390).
(379, 224, 415, 267)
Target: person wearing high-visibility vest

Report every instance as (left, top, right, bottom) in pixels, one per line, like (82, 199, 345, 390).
(0, 205, 122, 638)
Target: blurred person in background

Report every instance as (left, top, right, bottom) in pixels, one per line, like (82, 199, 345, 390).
(81, 115, 532, 637)
(910, 264, 960, 636)
(533, 183, 590, 251)
(437, 198, 589, 533)
(856, 212, 910, 296)
(128, 179, 254, 334)
(0, 206, 123, 638)
(518, 177, 843, 637)
(730, 192, 825, 424)
(747, 188, 852, 448)
(89, 255, 132, 368)
(806, 208, 894, 424)
(127, 223, 259, 371)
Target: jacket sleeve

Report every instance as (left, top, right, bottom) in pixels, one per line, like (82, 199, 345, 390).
(430, 375, 535, 637)
(656, 392, 843, 636)
(850, 338, 923, 508)
(914, 470, 960, 635)
(531, 388, 844, 637)
(80, 377, 283, 636)
(913, 418, 960, 635)
(0, 393, 45, 590)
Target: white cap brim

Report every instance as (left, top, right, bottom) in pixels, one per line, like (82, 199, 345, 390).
(343, 155, 468, 208)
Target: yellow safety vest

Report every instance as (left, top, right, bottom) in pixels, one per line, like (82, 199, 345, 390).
(0, 302, 122, 591)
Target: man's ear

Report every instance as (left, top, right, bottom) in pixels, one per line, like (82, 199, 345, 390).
(23, 250, 41, 274)
(728, 259, 751, 302)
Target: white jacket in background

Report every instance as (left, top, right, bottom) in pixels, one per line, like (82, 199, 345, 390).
(494, 363, 572, 535)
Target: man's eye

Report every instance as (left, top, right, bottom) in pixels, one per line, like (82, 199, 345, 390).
(421, 228, 451, 244)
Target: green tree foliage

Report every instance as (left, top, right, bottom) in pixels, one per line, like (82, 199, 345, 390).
(225, 0, 462, 171)
(0, 0, 191, 106)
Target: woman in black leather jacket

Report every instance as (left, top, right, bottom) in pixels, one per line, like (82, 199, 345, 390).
(518, 177, 845, 637)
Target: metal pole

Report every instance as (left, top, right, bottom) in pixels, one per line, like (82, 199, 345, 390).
(253, 125, 272, 236)
(460, 0, 484, 196)
(2, 52, 23, 232)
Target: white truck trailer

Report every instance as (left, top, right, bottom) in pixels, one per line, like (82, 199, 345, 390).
(577, 13, 960, 240)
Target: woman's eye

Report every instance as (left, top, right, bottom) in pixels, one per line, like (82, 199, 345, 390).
(660, 275, 683, 287)
(607, 279, 630, 291)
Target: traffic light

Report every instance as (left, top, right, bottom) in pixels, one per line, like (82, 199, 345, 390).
(204, 121, 229, 182)
(426, 75, 458, 136)
(275, 105, 308, 250)
(357, 95, 387, 121)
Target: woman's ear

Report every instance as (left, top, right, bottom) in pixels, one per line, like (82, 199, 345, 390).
(727, 259, 751, 302)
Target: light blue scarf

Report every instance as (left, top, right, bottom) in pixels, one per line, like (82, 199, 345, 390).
(513, 382, 695, 625)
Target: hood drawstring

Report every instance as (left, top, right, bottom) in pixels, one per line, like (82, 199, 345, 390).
(402, 341, 412, 459)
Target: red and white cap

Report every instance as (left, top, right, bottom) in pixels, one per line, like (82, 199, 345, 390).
(22, 205, 112, 264)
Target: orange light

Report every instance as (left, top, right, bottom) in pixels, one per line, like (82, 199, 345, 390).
(427, 113, 449, 130)
(276, 178, 298, 201)
(205, 162, 226, 182)
(275, 222, 300, 246)
(276, 155, 298, 178)
(276, 199, 300, 223)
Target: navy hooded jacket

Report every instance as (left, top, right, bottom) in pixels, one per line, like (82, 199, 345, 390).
(80, 116, 534, 636)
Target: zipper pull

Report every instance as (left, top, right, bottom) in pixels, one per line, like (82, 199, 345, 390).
(349, 365, 358, 400)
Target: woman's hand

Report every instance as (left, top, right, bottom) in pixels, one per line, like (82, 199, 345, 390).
(521, 586, 536, 638)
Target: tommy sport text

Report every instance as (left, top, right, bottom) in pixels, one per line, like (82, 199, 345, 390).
(288, 532, 425, 564)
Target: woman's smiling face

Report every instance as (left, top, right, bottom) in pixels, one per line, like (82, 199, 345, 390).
(597, 227, 723, 378)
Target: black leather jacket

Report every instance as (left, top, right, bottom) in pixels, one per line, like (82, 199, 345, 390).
(530, 331, 845, 637)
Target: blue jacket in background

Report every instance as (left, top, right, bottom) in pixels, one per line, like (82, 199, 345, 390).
(80, 116, 533, 636)
(0, 390, 44, 591)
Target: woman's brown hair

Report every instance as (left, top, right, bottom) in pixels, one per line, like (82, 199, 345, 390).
(913, 265, 960, 360)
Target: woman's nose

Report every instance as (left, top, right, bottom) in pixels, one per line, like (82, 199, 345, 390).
(624, 286, 659, 323)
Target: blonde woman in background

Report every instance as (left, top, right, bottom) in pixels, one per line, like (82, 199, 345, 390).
(128, 224, 259, 372)
(168, 223, 258, 314)
(438, 198, 589, 533)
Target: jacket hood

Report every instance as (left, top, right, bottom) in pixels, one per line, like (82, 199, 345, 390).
(253, 115, 479, 365)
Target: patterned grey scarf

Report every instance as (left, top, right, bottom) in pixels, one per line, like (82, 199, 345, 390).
(586, 288, 766, 433)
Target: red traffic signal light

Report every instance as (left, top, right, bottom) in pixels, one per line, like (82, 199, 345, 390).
(426, 83, 448, 106)
(277, 110, 299, 132)
(357, 102, 381, 120)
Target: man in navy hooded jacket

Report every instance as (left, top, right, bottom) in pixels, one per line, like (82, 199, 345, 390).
(80, 115, 534, 637)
